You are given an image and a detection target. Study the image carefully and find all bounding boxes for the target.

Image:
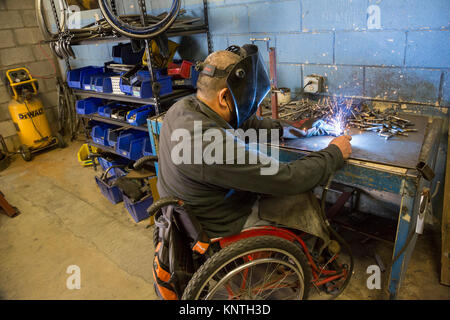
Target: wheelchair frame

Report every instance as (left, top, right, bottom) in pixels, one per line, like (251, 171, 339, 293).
(211, 225, 349, 294)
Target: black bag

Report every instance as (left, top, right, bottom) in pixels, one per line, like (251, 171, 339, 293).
(152, 205, 206, 299)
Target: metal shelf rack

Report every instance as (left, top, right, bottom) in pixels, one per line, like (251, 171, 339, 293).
(70, 24, 209, 46)
(79, 114, 149, 132)
(62, 0, 213, 163)
(73, 88, 195, 106)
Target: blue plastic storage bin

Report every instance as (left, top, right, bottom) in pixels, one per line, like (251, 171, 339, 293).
(95, 175, 123, 204)
(134, 70, 164, 81)
(142, 137, 154, 156)
(131, 76, 172, 98)
(98, 157, 128, 177)
(98, 105, 112, 117)
(112, 43, 144, 65)
(76, 98, 103, 115)
(106, 127, 123, 148)
(126, 105, 155, 126)
(94, 75, 113, 93)
(123, 194, 153, 222)
(67, 66, 103, 89)
(116, 132, 147, 160)
(119, 70, 165, 96)
(82, 72, 103, 91)
(91, 125, 112, 146)
(119, 78, 133, 95)
(99, 102, 129, 118)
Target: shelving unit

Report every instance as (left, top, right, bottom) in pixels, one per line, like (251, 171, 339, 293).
(47, 0, 214, 222)
(68, 0, 212, 162)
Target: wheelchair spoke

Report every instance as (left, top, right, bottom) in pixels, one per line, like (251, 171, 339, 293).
(185, 238, 310, 301)
(259, 273, 291, 300)
(203, 255, 304, 300)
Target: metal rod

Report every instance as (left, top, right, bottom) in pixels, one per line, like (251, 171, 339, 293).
(269, 47, 278, 119)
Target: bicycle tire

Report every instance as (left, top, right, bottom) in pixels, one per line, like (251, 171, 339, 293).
(36, 0, 66, 41)
(182, 236, 312, 300)
(98, 0, 181, 39)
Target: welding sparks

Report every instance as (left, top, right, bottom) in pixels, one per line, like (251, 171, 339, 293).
(329, 116, 345, 136)
(323, 98, 355, 136)
(279, 97, 361, 137)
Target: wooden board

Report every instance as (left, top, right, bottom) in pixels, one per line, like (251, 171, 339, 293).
(441, 122, 450, 286)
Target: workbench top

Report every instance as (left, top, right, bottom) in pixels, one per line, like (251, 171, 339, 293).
(281, 114, 429, 169)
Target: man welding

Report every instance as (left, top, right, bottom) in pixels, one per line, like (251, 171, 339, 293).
(157, 44, 352, 239)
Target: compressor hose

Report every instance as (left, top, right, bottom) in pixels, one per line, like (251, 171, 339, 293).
(98, 0, 181, 39)
(320, 174, 354, 299)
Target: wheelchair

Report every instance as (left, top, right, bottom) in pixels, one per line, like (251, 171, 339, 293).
(147, 196, 352, 300)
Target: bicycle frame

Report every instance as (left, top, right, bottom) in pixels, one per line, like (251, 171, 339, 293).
(211, 225, 348, 292)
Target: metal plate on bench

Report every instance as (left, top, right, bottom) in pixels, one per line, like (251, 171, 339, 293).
(281, 114, 429, 169)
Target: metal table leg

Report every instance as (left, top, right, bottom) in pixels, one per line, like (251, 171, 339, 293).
(388, 177, 419, 299)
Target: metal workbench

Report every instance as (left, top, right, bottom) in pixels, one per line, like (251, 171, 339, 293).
(275, 114, 443, 299)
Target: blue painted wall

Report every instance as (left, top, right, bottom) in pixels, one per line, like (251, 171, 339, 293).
(69, 0, 450, 106)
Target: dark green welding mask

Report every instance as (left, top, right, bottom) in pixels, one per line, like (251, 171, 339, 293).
(196, 44, 270, 127)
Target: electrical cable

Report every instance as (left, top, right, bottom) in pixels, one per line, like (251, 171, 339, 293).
(23, 99, 49, 149)
(31, 41, 59, 80)
(319, 174, 354, 299)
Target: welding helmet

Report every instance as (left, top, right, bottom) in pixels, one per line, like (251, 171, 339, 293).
(196, 44, 270, 127)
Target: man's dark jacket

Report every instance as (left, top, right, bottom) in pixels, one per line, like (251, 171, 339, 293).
(157, 96, 344, 237)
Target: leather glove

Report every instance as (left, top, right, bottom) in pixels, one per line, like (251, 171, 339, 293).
(282, 119, 341, 139)
(306, 119, 340, 137)
(282, 118, 315, 139)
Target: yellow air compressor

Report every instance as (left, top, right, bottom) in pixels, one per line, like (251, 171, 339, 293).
(5, 67, 65, 161)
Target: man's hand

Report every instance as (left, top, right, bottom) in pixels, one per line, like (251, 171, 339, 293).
(330, 135, 352, 159)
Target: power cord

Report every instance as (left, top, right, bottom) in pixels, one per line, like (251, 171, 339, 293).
(319, 174, 354, 299)
(24, 100, 47, 145)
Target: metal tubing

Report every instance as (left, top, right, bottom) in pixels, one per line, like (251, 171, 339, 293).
(269, 47, 278, 119)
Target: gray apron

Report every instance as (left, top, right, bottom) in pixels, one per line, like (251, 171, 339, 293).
(257, 192, 331, 245)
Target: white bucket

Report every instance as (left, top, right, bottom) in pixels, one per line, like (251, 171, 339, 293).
(276, 88, 291, 105)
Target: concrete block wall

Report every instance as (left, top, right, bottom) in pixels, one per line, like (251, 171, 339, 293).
(67, 0, 449, 108)
(0, 0, 60, 152)
(198, 0, 450, 107)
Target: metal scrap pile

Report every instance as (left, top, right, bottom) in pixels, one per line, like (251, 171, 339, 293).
(278, 97, 358, 122)
(277, 97, 416, 140)
(347, 106, 417, 140)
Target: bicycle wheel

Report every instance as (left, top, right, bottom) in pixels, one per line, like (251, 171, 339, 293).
(36, 0, 67, 41)
(98, 0, 181, 39)
(182, 236, 311, 300)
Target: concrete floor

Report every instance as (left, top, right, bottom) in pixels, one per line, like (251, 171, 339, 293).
(0, 141, 448, 300)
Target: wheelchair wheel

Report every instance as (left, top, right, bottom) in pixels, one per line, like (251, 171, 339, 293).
(182, 236, 311, 300)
